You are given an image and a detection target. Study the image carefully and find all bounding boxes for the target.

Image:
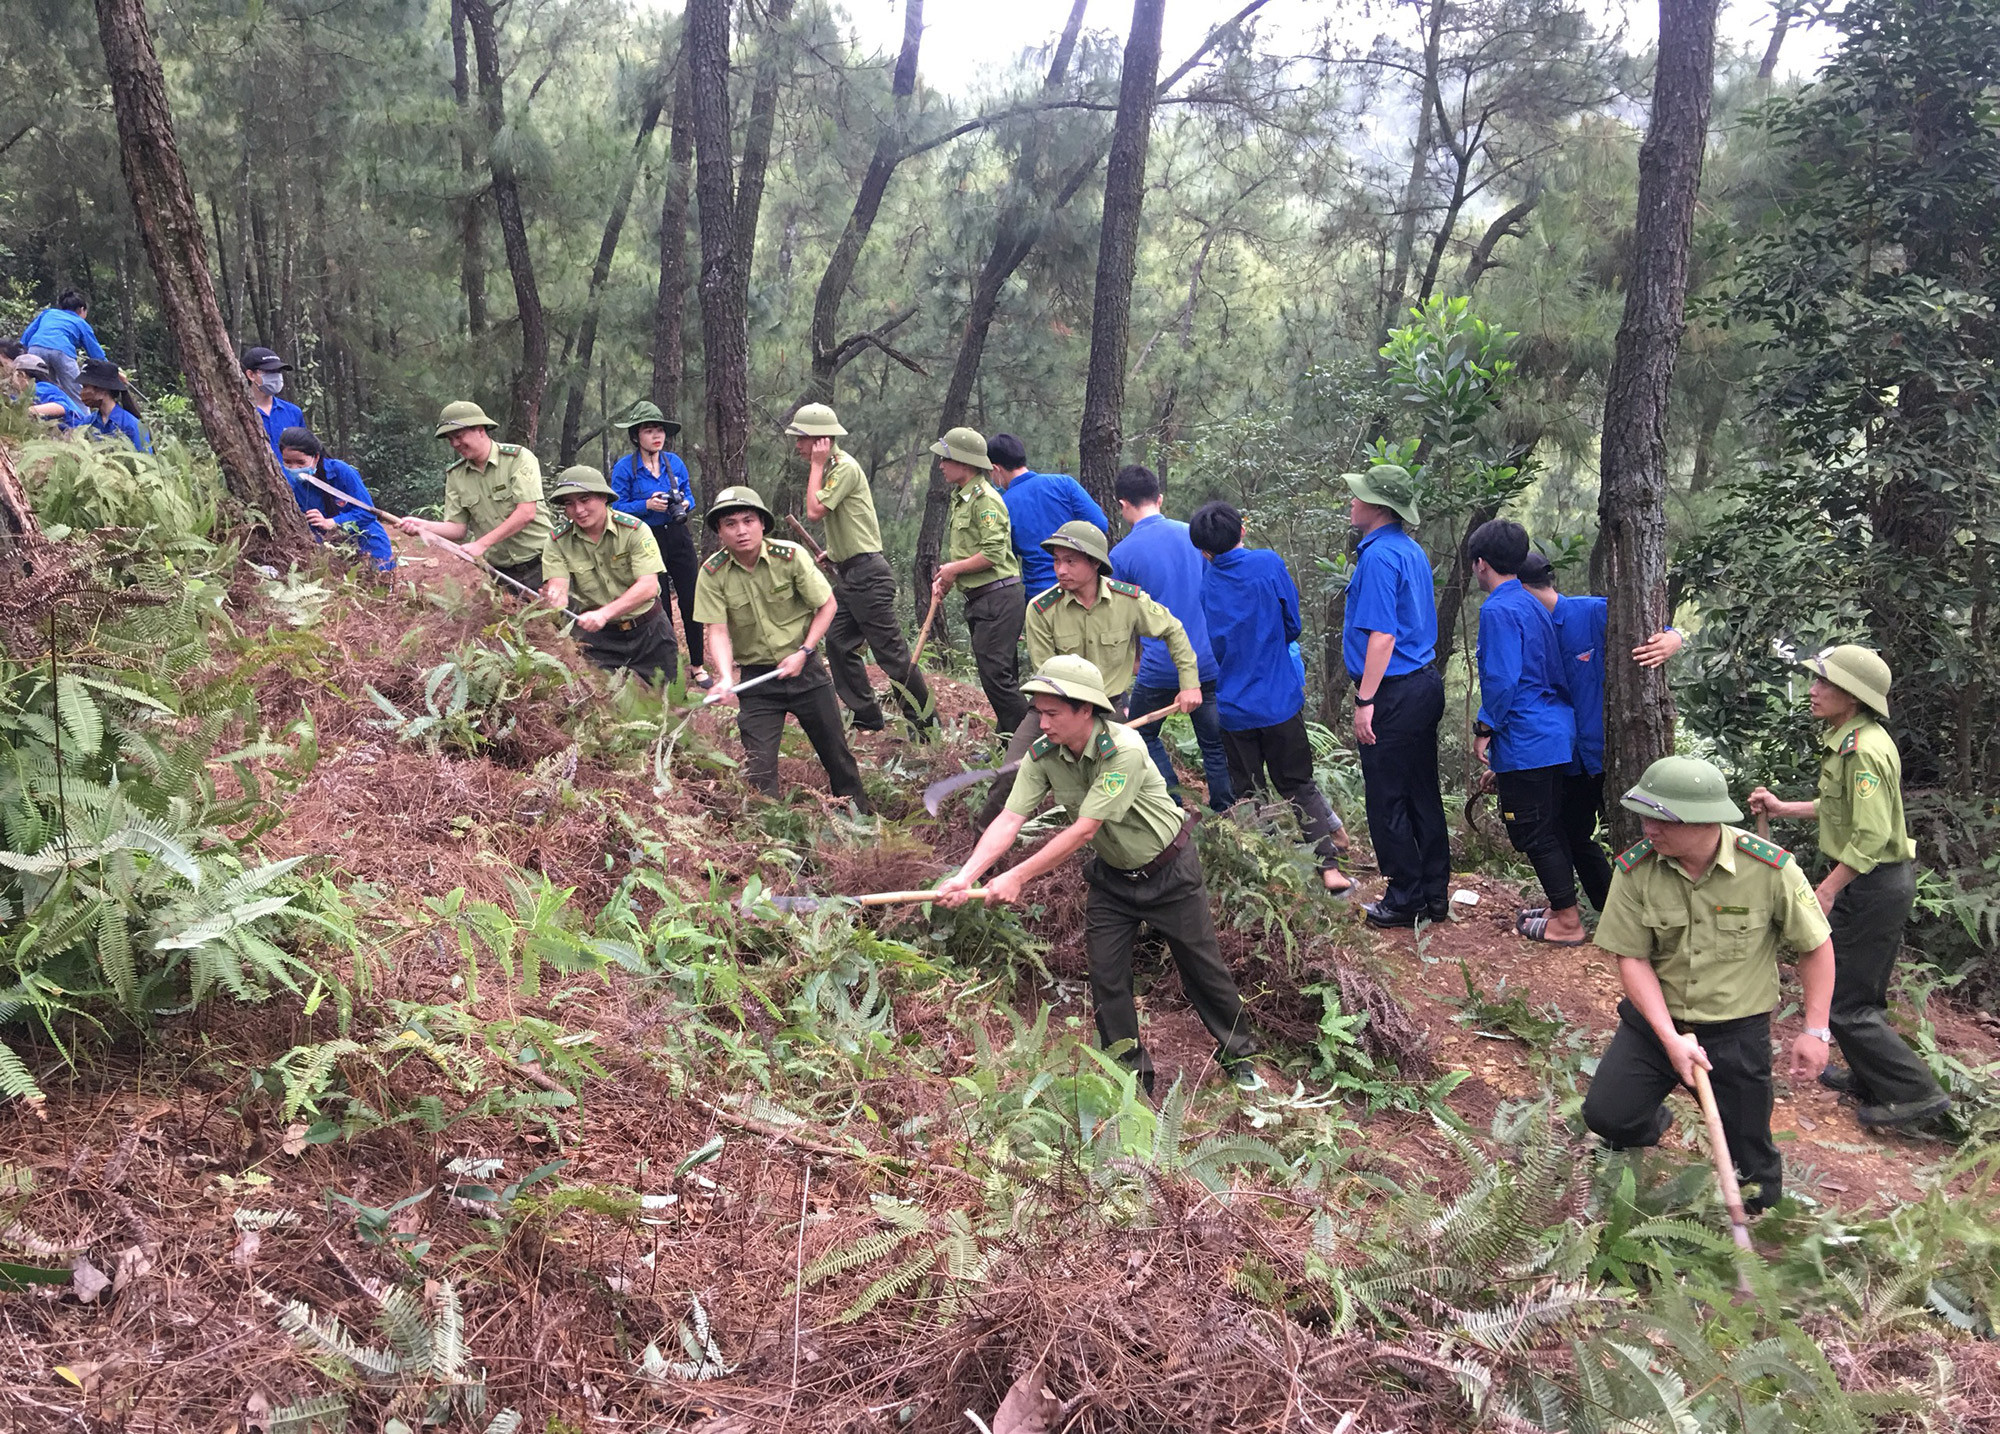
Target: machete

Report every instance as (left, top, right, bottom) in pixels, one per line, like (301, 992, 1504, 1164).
(921, 699, 1184, 816)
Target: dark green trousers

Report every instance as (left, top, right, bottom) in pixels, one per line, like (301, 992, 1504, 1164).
(491, 555, 544, 596)
(737, 655, 871, 813)
(827, 551, 933, 729)
(1084, 843, 1255, 1084)
(578, 601, 678, 686)
(964, 578, 1027, 735)
(1830, 861, 1942, 1107)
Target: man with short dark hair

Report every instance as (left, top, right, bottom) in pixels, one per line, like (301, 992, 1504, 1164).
(8, 353, 88, 429)
(988, 433, 1107, 596)
(930, 428, 1028, 735)
(242, 347, 305, 459)
(20, 290, 104, 403)
(541, 466, 679, 684)
(1468, 518, 1583, 944)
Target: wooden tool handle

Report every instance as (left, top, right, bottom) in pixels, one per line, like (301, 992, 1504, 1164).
(1122, 700, 1182, 730)
(1756, 813, 1771, 839)
(785, 513, 833, 567)
(856, 888, 988, 907)
(1690, 1064, 1756, 1255)
(909, 590, 943, 668)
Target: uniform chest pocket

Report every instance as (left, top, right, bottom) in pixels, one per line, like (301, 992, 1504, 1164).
(1712, 908, 1769, 959)
(1645, 904, 1691, 958)
(485, 474, 518, 506)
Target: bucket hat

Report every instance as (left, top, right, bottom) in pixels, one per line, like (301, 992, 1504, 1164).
(1344, 463, 1421, 526)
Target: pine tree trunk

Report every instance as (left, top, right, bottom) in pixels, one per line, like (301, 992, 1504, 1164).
(464, 0, 546, 445)
(451, 0, 487, 336)
(92, 0, 309, 551)
(1076, 0, 1166, 518)
(687, 0, 751, 493)
(650, 58, 694, 423)
(1593, 0, 1719, 844)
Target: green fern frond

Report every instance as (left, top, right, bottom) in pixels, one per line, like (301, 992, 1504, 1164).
(429, 1281, 465, 1382)
(800, 1228, 912, 1285)
(480, 1412, 521, 1434)
(375, 1283, 433, 1369)
(268, 1393, 350, 1434)
(1182, 1134, 1291, 1192)
(279, 1300, 403, 1378)
(95, 901, 137, 1011)
(0, 1041, 44, 1104)
(54, 676, 104, 758)
(837, 1245, 939, 1323)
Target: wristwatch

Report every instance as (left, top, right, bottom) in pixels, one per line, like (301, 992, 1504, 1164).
(1804, 1025, 1832, 1042)
(1353, 695, 1375, 708)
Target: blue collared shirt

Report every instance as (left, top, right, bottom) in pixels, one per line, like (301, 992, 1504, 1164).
(1342, 523, 1436, 678)
(31, 381, 88, 428)
(1201, 545, 1305, 731)
(20, 308, 106, 362)
(1111, 514, 1218, 687)
(1000, 469, 1107, 593)
(287, 457, 395, 570)
(610, 449, 696, 529)
(87, 404, 150, 453)
(1476, 578, 1576, 772)
(255, 396, 305, 459)
(1550, 594, 1608, 776)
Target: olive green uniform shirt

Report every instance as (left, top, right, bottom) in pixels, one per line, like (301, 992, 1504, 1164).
(1815, 715, 1916, 874)
(1004, 718, 1189, 870)
(813, 448, 883, 563)
(442, 441, 554, 568)
(691, 539, 832, 668)
(1026, 579, 1199, 700)
(946, 477, 1019, 590)
(1594, 827, 1831, 1025)
(542, 510, 665, 611)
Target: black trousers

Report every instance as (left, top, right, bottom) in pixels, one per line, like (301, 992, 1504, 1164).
(1084, 843, 1256, 1083)
(964, 578, 1027, 735)
(1560, 770, 1614, 911)
(1829, 862, 1941, 1107)
(1583, 999, 1782, 1212)
(578, 601, 678, 686)
(827, 550, 933, 728)
(1494, 764, 1579, 913)
(1221, 711, 1345, 869)
(649, 521, 705, 666)
(1356, 666, 1450, 913)
(490, 555, 544, 596)
(737, 655, 871, 812)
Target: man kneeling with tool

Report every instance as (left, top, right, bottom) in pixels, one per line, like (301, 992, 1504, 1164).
(1581, 756, 1835, 1214)
(539, 466, 679, 684)
(937, 655, 1259, 1095)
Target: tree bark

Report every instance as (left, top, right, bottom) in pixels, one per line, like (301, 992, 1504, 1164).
(650, 56, 695, 421)
(1076, 0, 1167, 517)
(92, 0, 308, 550)
(451, 0, 487, 336)
(464, 0, 547, 445)
(1757, 3, 1794, 80)
(1592, 0, 1719, 844)
(1379, 0, 1445, 343)
(733, 0, 795, 281)
(688, 0, 751, 493)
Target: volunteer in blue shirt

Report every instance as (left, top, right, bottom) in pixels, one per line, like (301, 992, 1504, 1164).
(1192, 501, 1353, 895)
(1468, 520, 1581, 944)
(8, 353, 88, 428)
(988, 433, 1108, 594)
(19, 290, 106, 403)
(76, 358, 150, 453)
(1110, 465, 1233, 810)
(1342, 464, 1450, 927)
(278, 426, 396, 572)
(1516, 554, 1682, 912)
(608, 400, 705, 680)
(242, 347, 305, 459)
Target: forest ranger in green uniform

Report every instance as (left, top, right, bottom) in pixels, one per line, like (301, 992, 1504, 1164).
(692, 486, 871, 813)
(974, 520, 1202, 829)
(938, 656, 1258, 1096)
(789, 402, 935, 736)
(1581, 756, 1835, 1213)
(538, 467, 679, 685)
(928, 427, 1028, 736)
(1749, 646, 1950, 1129)
(397, 401, 554, 592)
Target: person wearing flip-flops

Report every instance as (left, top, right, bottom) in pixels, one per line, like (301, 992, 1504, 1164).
(1467, 521, 1584, 945)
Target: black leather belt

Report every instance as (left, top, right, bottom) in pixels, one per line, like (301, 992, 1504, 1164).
(1104, 813, 1197, 881)
(974, 575, 1023, 592)
(600, 602, 660, 633)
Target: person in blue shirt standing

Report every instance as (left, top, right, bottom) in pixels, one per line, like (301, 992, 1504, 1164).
(76, 358, 150, 453)
(278, 426, 396, 573)
(20, 290, 106, 403)
(1192, 501, 1353, 895)
(1110, 465, 1233, 811)
(8, 353, 89, 428)
(242, 347, 305, 459)
(1515, 554, 1683, 913)
(608, 400, 705, 681)
(1343, 464, 1450, 927)
(1468, 520, 1582, 944)
(988, 433, 1107, 594)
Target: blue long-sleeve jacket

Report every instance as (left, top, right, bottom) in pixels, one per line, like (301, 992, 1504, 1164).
(287, 457, 395, 570)
(1476, 578, 1575, 772)
(1201, 545, 1305, 731)
(20, 308, 106, 362)
(610, 450, 696, 530)
(1550, 594, 1608, 776)
(87, 405, 150, 453)
(1111, 514, 1219, 686)
(255, 396, 306, 459)
(1001, 469, 1107, 593)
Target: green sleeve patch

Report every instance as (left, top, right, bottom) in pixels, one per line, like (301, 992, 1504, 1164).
(1854, 770, 1881, 799)
(1095, 770, 1128, 799)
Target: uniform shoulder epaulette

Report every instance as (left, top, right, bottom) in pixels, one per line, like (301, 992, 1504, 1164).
(1839, 727, 1860, 756)
(1105, 578, 1140, 598)
(1031, 585, 1063, 613)
(610, 509, 641, 528)
(551, 518, 574, 538)
(496, 443, 520, 455)
(701, 548, 732, 574)
(1091, 728, 1118, 759)
(1735, 831, 1792, 868)
(768, 540, 798, 561)
(1614, 838, 1654, 873)
(1029, 734, 1055, 760)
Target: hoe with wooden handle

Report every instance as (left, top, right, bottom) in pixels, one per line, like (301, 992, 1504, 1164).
(1691, 1063, 1757, 1292)
(746, 887, 991, 915)
(920, 700, 1183, 817)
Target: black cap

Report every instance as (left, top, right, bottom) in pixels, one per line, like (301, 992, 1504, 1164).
(242, 346, 291, 372)
(78, 357, 130, 393)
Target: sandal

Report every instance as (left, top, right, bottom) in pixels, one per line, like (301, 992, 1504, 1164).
(1516, 910, 1588, 946)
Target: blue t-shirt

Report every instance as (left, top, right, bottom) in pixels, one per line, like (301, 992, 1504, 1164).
(255, 396, 306, 459)
(1111, 514, 1218, 687)
(31, 381, 88, 428)
(87, 405, 150, 453)
(610, 449, 696, 529)
(1201, 545, 1305, 731)
(1476, 578, 1575, 772)
(20, 308, 106, 362)
(1342, 523, 1436, 678)
(287, 457, 395, 571)
(1000, 469, 1107, 593)
(1550, 593, 1608, 776)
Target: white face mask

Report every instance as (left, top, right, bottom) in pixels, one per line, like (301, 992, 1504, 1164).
(256, 371, 285, 396)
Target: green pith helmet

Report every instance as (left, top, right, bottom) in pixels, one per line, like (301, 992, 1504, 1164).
(1801, 643, 1891, 718)
(930, 427, 991, 470)
(613, 399, 682, 439)
(1620, 755, 1744, 825)
(1343, 462, 1421, 526)
(784, 402, 847, 437)
(548, 466, 615, 502)
(1020, 654, 1116, 713)
(434, 400, 499, 437)
(1041, 520, 1113, 576)
(705, 485, 775, 532)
